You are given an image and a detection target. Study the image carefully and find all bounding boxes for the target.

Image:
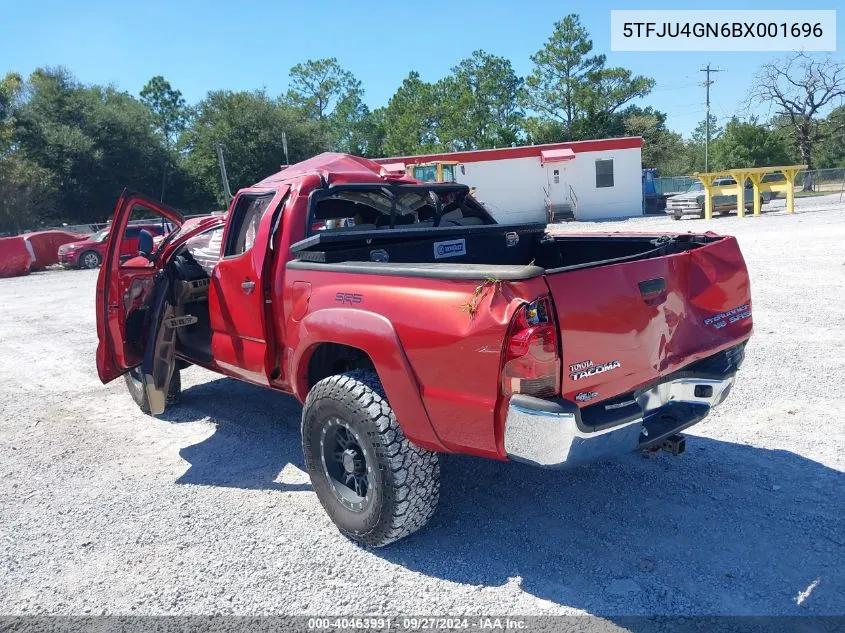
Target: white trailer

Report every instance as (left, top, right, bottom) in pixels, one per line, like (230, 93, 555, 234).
(375, 137, 644, 223)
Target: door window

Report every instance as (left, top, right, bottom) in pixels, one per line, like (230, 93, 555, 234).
(117, 206, 173, 266)
(224, 194, 275, 257)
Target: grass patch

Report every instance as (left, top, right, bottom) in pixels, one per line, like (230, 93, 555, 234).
(795, 190, 827, 198)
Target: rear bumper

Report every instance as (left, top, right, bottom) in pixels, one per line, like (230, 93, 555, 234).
(504, 373, 736, 469)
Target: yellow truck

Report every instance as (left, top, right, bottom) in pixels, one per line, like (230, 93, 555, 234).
(406, 161, 460, 183)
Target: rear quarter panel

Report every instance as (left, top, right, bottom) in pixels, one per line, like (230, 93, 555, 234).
(283, 267, 548, 458)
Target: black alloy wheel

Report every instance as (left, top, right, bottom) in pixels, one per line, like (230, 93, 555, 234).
(320, 417, 372, 512)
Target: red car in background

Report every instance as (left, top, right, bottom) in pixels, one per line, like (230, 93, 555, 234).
(58, 223, 170, 269)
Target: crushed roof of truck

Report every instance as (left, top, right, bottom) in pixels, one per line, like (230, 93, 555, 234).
(258, 152, 417, 187)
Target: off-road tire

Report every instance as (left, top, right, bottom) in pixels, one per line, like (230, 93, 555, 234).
(79, 250, 101, 269)
(302, 370, 440, 547)
(124, 367, 181, 414)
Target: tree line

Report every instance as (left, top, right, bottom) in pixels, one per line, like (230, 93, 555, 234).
(1, 15, 844, 232)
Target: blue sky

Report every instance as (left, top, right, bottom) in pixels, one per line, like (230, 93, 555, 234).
(1, 0, 841, 138)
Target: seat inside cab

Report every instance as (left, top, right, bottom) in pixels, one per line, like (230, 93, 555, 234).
(163, 226, 220, 362)
(311, 188, 491, 233)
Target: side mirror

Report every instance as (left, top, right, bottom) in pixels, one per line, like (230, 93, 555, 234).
(138, 229, 154, 257)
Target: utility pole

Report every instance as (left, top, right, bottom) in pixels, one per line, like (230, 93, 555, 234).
(699, 63, 723, 173)
(215, 143, 233, 203)
(159, 163, 168, 203)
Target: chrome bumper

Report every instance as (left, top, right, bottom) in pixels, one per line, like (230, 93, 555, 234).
(504, 375, 735, 468)
(666, 202, 701, 211)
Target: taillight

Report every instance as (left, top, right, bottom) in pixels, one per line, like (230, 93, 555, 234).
(501, 296, 560, 398)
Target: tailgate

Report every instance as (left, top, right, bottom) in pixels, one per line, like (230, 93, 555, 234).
(545, 236, 752, 404)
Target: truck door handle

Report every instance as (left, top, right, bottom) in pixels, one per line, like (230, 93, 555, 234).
(241, 280, 256, 293)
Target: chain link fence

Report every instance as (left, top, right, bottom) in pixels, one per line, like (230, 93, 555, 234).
(796, 168, 845, 192)
(653, 176, 697, 195)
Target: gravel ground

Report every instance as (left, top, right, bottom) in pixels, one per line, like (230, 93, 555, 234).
(1, 194, 844, 619)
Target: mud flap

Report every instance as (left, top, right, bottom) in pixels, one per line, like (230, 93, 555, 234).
(141, 274, 177, 415)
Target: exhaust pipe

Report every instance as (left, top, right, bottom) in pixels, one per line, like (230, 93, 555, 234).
(660, 434, 686, 456)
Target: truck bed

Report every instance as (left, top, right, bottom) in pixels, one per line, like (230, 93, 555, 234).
(290, 223, 720, 275)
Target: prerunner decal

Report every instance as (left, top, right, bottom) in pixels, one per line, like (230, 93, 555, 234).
(569, 359, 622, 381)
(575, 391, 599, 402)
(704, 304, 751, 330)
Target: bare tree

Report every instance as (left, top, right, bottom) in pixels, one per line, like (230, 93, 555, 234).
(749, 53, 845, 189)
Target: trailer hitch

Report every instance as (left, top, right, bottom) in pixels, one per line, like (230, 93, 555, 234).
(660, 434, 686, 456)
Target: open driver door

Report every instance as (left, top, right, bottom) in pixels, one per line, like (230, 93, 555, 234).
(95, 190, 183, 413)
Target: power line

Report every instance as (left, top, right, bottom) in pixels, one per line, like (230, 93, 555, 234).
(700, 63, 724, 172)
(673, 101, 709, 109)
(651, 82, 699, 93)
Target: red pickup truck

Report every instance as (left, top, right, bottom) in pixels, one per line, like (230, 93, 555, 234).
(96, 153, 753, 546)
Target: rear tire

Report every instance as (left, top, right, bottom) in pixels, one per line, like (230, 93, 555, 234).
(124, 366, 181, 414)
(79, 250, 101, 269)
(301, 370, 440, 547)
